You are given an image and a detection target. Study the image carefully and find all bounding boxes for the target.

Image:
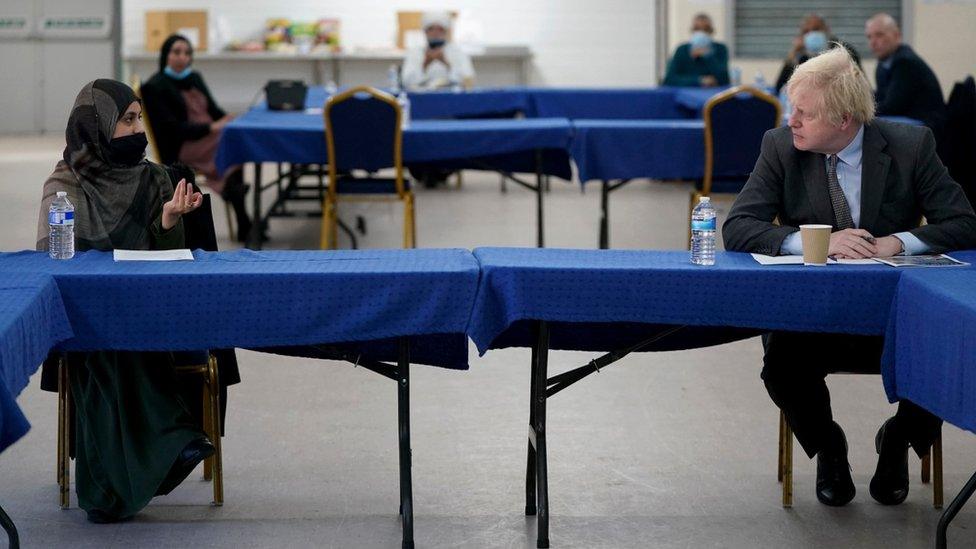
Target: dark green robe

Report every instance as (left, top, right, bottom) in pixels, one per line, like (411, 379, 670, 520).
(69, 218, 204, 519)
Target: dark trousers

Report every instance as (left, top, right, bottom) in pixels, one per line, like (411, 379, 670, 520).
(761, 331, 942, 459)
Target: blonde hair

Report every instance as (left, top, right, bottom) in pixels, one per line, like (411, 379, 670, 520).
(786, 46, 875, 126)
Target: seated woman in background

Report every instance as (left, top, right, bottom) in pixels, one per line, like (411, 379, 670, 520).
(663, 13, 729, 88)
(37, 79, 214, 523)
(774, 14, 861, 95)
(140, 34, 253, 241)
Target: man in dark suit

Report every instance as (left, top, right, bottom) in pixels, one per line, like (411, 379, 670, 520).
(724, 47, 976, 507)
(866, 13, 946, 140)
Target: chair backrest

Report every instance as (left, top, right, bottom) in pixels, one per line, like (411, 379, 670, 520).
(324, 86, 406, 197)
(130, 77, 164, 163)
(702, 85, 781, 195)
(943, 76, 975, 207)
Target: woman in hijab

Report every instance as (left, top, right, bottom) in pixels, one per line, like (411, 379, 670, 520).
(37, 79, 215, 523)
(140, 34, 254, 242)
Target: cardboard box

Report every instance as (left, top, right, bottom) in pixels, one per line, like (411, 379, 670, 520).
(145, 10, 208, 52)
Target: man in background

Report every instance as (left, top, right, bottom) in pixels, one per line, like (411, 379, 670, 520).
(866, 13, 946, 140)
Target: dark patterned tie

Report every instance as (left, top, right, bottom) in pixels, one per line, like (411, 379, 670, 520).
(826, 154, 854, 229)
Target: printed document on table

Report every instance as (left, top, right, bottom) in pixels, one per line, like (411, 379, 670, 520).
(751, 254, 836, 265)
(113, 249, 194, 261)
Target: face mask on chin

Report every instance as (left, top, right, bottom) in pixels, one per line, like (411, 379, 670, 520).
(106, 132, 148, 166)
(164, 66, 193, 80)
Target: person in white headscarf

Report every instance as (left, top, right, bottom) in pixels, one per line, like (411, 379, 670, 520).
(400, 11, 475, 90)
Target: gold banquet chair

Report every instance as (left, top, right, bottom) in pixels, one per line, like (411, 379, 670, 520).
(688, 85, 781, 245)
(777, 386, 943, 509)
(57, 353, 225, 508)
(320, 86, 416, 249)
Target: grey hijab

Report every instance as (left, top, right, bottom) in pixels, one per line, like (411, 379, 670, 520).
(36, 79, 174, 252)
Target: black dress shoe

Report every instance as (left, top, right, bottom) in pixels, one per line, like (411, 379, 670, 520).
(816, 422, 856, 506)
(155, 437, 216, 497)
(870, 417, 910, 505)
(86, 509, 132, 524)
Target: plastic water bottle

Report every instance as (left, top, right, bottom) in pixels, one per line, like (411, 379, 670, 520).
(325, 80, 338, 97)
(730, 66, 742, 87)
(48, 191, 75, 260)
(754, 70, 767, 90)
(397, 91, 411, 129)
(387, 64, 400, 95)
(690, 196, 716, 266)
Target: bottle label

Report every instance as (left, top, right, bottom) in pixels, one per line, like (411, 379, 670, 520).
(691, 218, 715, 231)
(49, 211, 74, 226)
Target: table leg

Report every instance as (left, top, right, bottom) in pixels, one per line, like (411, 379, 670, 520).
(936, 468, 976, 549)
(0, 503, 19, 549)
(535, 150, 544, 248)
(248, 162, 264, 250)
(525, 338, 538, 516)
(397, 338, 414, 549)
(599, 179, 610, 249)
(531, 320, 551, 548)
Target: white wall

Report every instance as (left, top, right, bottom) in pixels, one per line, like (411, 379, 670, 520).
(122, 0, 657, 87)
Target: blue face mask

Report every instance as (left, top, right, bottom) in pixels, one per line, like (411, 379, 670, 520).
(803, 31, 828, 55)
(689, 31, 712, 51)
(164, 66, 193, 80)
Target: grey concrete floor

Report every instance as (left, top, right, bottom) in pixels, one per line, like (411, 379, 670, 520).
(0, 136, 973, 548)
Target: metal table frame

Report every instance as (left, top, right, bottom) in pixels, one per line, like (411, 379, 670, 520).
(246, 151, 551, 249)
(523, 320, 685, 547)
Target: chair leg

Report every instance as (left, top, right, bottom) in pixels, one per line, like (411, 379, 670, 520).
(403, 194, 416, 249)
(782, 411, 793, 508)
(224, 201, 236, 242)
(57, 359, 70, 510)
(922, 452, 931, 484)
(933, 432, 943, 509)
(208, 356, 224, 506)
(321, 197, 338, 249)
(777, 411, 785, 483)
(455, 170, 463, 189)
(202, 383, 213, 482)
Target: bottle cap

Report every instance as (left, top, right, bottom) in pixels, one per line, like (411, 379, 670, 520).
(56, 191, 67, 197)
(700, 196, 710, 202)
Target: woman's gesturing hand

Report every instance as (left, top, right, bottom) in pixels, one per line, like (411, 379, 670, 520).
(162, 178, 203, 229)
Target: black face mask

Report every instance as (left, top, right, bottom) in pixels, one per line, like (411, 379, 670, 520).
(106, 133, 148, 166)
(427, 39, 446, 50)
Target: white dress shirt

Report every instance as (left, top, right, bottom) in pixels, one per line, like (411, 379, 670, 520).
(401, 43, 475, 90)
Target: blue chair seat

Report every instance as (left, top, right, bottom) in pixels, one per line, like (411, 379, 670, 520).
(335, 176, 411, 195)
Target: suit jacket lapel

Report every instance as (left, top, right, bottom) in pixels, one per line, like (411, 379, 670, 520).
(859, 123, 890, 231)
(800, 151, 835, 224)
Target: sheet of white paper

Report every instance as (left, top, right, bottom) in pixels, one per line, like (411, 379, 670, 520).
(304, 107, 323, 115)
(834, 258, 879, 265)
(752, 254, 804, 265)
(113, 249, 194, 262)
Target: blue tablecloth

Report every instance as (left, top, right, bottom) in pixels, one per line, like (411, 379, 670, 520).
(527, 88, 690, 120)
(0, 275, 73, 453)
(882, 267, 976, 434)
(571, 119, 705, 182)
(216, 108, 574, 179)
(0, 249, 480, 369)
(469, 248, 909, 353)
(303, 87, 532, 120)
